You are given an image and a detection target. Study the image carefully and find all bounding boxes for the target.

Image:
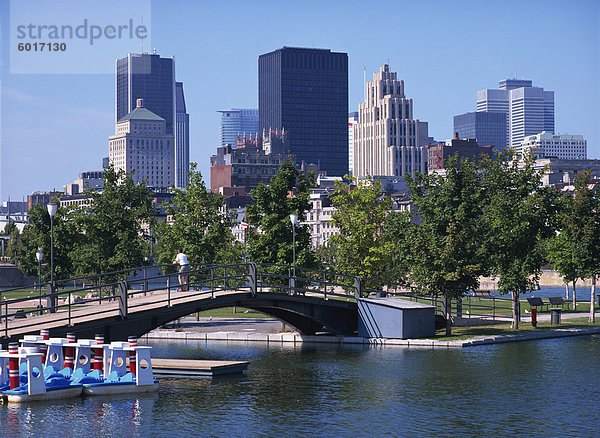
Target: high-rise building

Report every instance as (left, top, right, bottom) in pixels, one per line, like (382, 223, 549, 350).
(354, 65, 431, 178)
(453, 111, 507, 150)
(258, 47, 348, 176)
(109, 99, 174, 188)
(476, 79, 554, 150)
(520, 131, 587, 159)
(348, 112, 358, 176)
(217, 109, 259, 148)
(116, 53, 176, 134)
(175, 82, 189, 187)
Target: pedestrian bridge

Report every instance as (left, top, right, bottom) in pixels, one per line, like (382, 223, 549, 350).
(1, 263, 402, 345)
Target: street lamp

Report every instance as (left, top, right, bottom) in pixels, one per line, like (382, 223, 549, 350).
(289, 214, 298, 289)
(47, 203, 58, 285)
(36, 248, 43, 308)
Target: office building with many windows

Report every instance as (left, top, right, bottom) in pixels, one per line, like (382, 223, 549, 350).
(519, 131, 587, 159)
(354, 65, 431, 178)
(476, 79, 554, 150)
(259, 47, 348, 176)
(218, 109, 259, 148)
(175, 82, 189, 187)
(453, 111, 507, 150)
(348, 112, 358, 176)
(109, 99, 174, 188)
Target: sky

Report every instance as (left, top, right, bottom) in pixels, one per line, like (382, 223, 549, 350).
(0, 0, 598, 202)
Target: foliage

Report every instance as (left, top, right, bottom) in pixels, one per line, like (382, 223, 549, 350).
(154, 163, 241, 269)
(246, 161, 319, 275)
(328, 175, 391, 284)
(403, 155, 487, 334)
(15, 204, 79, 281)
(480, 150, 558, 328)
(70, 165, 153, 278)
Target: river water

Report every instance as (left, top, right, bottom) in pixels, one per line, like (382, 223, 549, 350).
(1, 336, 599, 437)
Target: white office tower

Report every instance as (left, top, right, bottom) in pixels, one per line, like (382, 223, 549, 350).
(109, 99, 175, 188)
(477, 79, 554, 151)
(175, 82, 190, 187)
(520, 131, 587, 159)
(348, 112, 358, 176)
(354, 65, 430, 178)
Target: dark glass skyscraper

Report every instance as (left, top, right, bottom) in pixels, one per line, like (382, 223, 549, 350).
(116, 53, 176, 134)
(453, 111, 507, 150)
(259, 47, 348, 176)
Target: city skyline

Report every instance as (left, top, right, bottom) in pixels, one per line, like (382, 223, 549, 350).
(0, 0, 598, 200)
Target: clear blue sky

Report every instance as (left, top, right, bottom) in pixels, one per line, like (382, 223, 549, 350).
(1, 0, 598, 201)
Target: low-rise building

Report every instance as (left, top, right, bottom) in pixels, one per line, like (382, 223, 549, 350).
(520, 131, 587, 159)
(427, 133, 493, 173)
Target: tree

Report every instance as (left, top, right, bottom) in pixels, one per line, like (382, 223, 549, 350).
(328, 175, 391, 283)
(155, 163, 240, 267)
(15, 204, 79, 281)
(70, 166, 153, 277)
(404, 155, 486, 335)
(566, 171, 600, 322)
(481, 150, 558, 329)
(246, 161, 319, 276)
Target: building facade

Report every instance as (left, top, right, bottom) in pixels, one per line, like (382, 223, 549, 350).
(427, 133, 493, 173)
(520, 131, 587, 159)
(218, 109, 259, 148)
(210, 134, 295, 196)
(63, 171, 104, 195)
(476, 79, 554, 150)
(348, 112, 358, 176)
(109, 99, 175, 188)
(175, 82, 190, 187)
(453, 111, 507, 150)
(354, 65, 431, 178)
(258, 47, 348, 176)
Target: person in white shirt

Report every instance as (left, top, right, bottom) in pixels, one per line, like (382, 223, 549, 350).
(173, 248, 189, 291)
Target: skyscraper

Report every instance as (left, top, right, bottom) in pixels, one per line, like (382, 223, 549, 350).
(175, 82, 189, 187)
(354, 65, 431, 178)
(453, 111, 507, 150)
(476, 79, 554, 150)
(217, 109, 259, 147)
(258, 47, 348, 176)
(116, 53, 176, 134)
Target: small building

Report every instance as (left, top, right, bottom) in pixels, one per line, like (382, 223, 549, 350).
(427, 133, 493, 173)
(520, 131, 587, 159)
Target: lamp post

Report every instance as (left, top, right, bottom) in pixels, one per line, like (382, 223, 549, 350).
(47, 203, 57, 285)
(289, 214, 298, 286)
(36, 248, 43, 308)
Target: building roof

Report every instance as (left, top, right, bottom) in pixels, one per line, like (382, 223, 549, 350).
(118, 100, 165, 122)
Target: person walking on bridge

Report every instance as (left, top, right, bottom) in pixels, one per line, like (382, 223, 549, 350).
(173, 248, 189, 291)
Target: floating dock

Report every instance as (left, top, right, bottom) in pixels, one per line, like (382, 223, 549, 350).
(150, 359, 249, 377)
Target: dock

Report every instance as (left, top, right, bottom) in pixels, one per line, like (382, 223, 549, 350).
(151, 358, 249, 377)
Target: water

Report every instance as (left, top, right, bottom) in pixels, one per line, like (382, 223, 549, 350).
(1, 336, 599, 437)
(479, 286, 594, 299)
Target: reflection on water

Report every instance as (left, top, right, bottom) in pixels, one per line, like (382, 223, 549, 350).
(1, 336, 599, 437)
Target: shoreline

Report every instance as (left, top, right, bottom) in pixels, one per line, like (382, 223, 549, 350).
(145, 317, 600, 348)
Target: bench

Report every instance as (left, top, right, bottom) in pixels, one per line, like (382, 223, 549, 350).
(548, 296, 571, 311)
(527, 297, 548, 312)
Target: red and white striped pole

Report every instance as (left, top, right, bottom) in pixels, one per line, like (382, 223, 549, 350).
(128, 336, 137, 375)
(8, 342, 19, 389)
(64, 333, 77, 369)
(93, 334, 104, 372)
(40, 329, 49, 365)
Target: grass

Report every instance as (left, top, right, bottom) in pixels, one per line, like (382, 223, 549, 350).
(193, 307, 273, 319)
(433, 318, 600, 341)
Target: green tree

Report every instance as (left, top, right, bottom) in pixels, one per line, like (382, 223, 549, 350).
(404, 155, 486, 335)
(566, 171, 600, 322)
(481, 150, 558, 329)
(155, 163, 240, 267)
(328, 175, 391, 283)
(246, 161, 319, 276)
(15, 204, 79, 281)
(70, 166, 153, 277)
